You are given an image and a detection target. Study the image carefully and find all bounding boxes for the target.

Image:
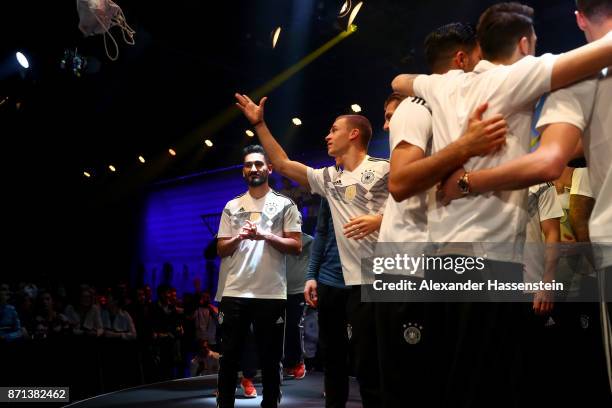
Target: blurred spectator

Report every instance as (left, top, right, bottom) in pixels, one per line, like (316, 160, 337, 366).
(33, 291, 70, 340)
(190, 339, 220, 376)
(64, 287, 103, 337)
(101, 292, 137, 341)
(21, 283, 38, 300)
(151, 284, 183, 380)
(15, 293, 35, 339)
(127, 287, 155, 383)
(193, 292, 218, 349)
(127, 287, 153, 340)
(0, 285, 23, 343)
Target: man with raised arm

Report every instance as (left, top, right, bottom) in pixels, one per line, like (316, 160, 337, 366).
(235, 93, 387, 407)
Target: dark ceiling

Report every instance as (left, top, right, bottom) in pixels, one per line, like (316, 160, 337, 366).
(1, 0, 585, 182)
(0, 0, 586, 280)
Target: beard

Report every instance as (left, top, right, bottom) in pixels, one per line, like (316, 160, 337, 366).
(246, 172, 268, 187)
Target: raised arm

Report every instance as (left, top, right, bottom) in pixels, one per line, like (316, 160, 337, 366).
(391, 74, 418, 96)
(550, 30, 612, 91)
(235, 93, 310, 187)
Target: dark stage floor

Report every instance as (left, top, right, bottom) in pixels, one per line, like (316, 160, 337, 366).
(65, 372, 362, 407)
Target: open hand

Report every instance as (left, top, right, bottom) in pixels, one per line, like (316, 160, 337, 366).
(304, 279, 318, 308)
(343, 214, 382, 240)
(459, 102, 507, 157)
(235, 93, 267, 125)
(533, 290, 554, 316)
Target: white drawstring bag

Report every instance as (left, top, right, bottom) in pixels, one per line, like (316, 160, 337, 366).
(76, 0, 135, 61)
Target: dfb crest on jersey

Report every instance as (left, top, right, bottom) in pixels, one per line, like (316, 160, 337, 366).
(347, 324, 353, 340)
(403, 323, 422, 345)
(264, 201, 279, 218)
(361, 169, 376, 185)
(218, 312, 224, 325)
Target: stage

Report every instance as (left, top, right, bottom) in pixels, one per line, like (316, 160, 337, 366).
(65, 372, 362, 407)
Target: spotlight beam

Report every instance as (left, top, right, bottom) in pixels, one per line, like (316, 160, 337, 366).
(249, 29, 355, 102)
(171, 29, 357, 175)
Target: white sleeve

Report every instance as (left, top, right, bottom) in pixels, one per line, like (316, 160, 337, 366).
(389, 97, 432, 152)
(413, 74, 443, 104)
(217, 205, 233, 238)
(283, 202, 303, 233)
(497, 54, 559, 113)
(538, 185, 564, 221)
(536, 79, 598, 132)
(570, 167, 594, 198)
(306, 166, 327, 196)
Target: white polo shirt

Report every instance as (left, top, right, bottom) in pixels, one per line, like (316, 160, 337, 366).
(377, 97, 432, 277)
(307, 156, 389, 285)
(537, 69, 611, 267)
(216, 189, 302, 300)
(413, 54, 558, 262)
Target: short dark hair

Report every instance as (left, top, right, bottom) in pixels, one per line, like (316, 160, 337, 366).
(242, 144, 269, 164)
(477, 2, 535, 61)
(384, 92, 407, 109)
(576, 0, 612, 20)
(424, 22, 478, 72)
(337, 115, 373, 149)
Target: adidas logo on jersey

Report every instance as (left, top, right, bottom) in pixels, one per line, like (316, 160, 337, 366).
(276, 316, 284, 324)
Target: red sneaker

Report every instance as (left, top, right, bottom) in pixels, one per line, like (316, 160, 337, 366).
(240, 378, 257, 398)
(289, 362, 306, 380)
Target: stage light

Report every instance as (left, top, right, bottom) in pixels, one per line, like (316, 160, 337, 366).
(272, 27, 282, 49)
(168, 148, 177, 156)
(138, 155, 146, 163)
(292, 118, 302, 126)
(83, 171, 91, 178)
(347, 2, 363, 30)
(109, 165, 116, 172)
(339, 1, 349, 16)
(204, 139, 213, 147)
(245, 130, 255, 137)
(351, 104, 362, 113)
(16, 52, 29, 69)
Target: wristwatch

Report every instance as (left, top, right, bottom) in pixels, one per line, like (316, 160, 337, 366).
(457, 171, 471, 195)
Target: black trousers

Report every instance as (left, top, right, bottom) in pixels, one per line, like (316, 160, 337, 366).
(241, 324, 258, 379)
(283, 293, 305, 368)
(441, 260, 525, 408)
(375, 299, 438, 408)
(217, 297, 286, 408)
(346, 285, 381, 408)
(318, 283, 351, 408)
